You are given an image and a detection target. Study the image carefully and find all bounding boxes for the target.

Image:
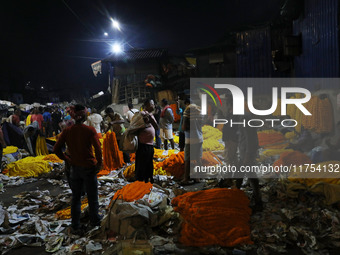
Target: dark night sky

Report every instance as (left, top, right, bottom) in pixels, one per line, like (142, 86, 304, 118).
(0, 0, 282, 95)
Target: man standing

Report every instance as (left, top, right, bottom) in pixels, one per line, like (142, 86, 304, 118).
(31, 108, 44, 130)
(54, 104, 102, 233)
(135, 99, 158, 183)
(176, 97, 187, 152)
(220, 96, 239, 187)
(235, 113, 263, 212)
(223, 96, 262, 211)
(181, 98, 203, 184)
(43, 108, 53, 137)
(51, 107, 62, 135)
(159, 98, 175, 150)
(126, 103, 139, 123)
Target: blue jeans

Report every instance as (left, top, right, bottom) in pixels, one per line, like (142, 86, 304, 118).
(70, 165, 100, 229)
(155, 129, 161, 149)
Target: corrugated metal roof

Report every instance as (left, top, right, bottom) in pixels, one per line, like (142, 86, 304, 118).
(236, 27, 273, 78)
(103, 48, 167, 63)
(293, 0, 339, 78)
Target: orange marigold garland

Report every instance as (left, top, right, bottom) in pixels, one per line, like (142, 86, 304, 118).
(102, 131, 125, 171)
(257, 130, 288, 149)
(172, 188, 253, 247)
(170, 104, 181, 122)
(273, 150, 312, 169)
(56, 198, 88, 220)
(111, 181, 153, 203)
(155, 151, 185, 179)
(301, 96, 333, 134)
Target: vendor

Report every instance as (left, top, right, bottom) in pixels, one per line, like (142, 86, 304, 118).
(104, 107, 130, 163)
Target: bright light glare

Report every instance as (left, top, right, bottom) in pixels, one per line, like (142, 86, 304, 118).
(104, 32, 108, 36)
(112, 43, 122, 54)
(111, 18, 121, 31)
(41, 86, 44, 89)
(98, 91, 104, 96)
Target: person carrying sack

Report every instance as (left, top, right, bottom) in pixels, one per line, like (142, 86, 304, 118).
(134, 99, 158, 183)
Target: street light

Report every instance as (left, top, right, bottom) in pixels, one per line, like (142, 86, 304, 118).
(104, 32, 108, 36)
(110, 18, 121, 31)
(112, 43, 123, 54)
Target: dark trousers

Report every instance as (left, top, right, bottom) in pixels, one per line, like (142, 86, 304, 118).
(135, 143, 154, 183)
(179, 131, 185, 151)
(155, 129, 161, 149)
(70, 165, 100, 229)
(235, 155, 262, 205)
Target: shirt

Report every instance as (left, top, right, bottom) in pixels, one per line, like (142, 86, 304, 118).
(43, 112, 52, 122)
(30, 114, 44, 129)
(159, 107, 174, 130)
(11, 115, 20, 126)
(183, 104, 203, 144)
(126, 109, 139, 122)
(87, 113, 103, 133)
(51, 111, 62, 125)
(138, 112, 156, 145)
(53, 124, 102, 168)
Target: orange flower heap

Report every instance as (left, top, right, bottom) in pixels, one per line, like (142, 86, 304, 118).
(257, 130, 288, 149)
(102, 131, 125, 171)
(172, 188, 253, 247)
(155, 151, 185, 179)
(273, 150, 312, 168)
(111, 181, 153, 202)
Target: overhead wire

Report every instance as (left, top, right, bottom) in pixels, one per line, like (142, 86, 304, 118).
(61, 0, 95, 36)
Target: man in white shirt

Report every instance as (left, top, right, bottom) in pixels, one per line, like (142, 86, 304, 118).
(87, 108, 103, 134)
(126, 103, 139, 123)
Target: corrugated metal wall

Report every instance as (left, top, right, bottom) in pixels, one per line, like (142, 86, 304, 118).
(236, 27, 273, 78)
(293, 0, 339, 78)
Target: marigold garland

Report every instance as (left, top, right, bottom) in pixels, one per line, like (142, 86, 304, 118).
(55, 198, 88, 220)
(3, 146, 18, 155)
(257, 130, 288, 149)
(301, 96, 333, 134)
(4, 156, 52, 177)
(111, 181, 153, 203)
(202, 125, 224, 151)
(42, 154, 63, 163)
(123, 164, 136, 179)
(273, 150, 312, 169)
(172, 188, 253, 247)
(262, 149, 294, 157)
(102, 131, 125, 171)
(155, 151, 185, 179)
(170, 104, 181, 122)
